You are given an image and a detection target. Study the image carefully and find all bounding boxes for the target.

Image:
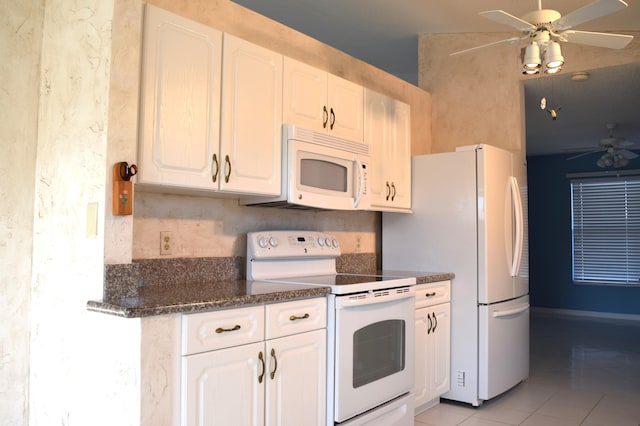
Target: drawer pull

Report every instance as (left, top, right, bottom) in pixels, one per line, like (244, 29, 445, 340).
(270, 348, 278, 380)
(289, 313, 310, 321)
(258, 351, 265, 383)
(289, 314, 309, 321)
(425, 292, 437, 297)
(215, 324, 241, 334)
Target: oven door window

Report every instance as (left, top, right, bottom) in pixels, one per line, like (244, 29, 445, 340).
(353, 319, 405, 388)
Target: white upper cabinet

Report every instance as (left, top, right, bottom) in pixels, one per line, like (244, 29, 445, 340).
(138, 5, 223, 190)
(138, 6, 282, 196)
(365, 89, 412, 211)
(283, 57, 364, 142)
(220, 34, 282, 196)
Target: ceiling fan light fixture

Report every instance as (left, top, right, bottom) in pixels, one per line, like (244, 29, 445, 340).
(544, 65, 562, 74)
(544, 41, 564, 69)
(523, 42, 542, 70)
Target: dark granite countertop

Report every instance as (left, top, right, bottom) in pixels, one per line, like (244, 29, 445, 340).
(87, 280, 331, 318)
(87, 256, 454, 318)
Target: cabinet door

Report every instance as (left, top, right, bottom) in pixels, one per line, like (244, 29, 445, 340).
(182, 342, 264, 426)
(327, 74, 364, 142)
(389, 100, 411, 209)
(414, 307, 430, 411)
(282, 57, 327, 132)
(364, 89, 391, 207)
(138, 5, 222, 190)
(265, 329, 326, 426)
(365, 89, 411, 211)
(431, 303, 451, 398)
(220, 34, 282, 196)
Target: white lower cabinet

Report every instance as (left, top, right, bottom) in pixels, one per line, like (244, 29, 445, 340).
(181, 298, 327, 426)
(183, 341, 265, 425)
(414, 281, 451, 414)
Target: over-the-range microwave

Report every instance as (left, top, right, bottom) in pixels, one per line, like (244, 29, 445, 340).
(242, 124, 370, 210)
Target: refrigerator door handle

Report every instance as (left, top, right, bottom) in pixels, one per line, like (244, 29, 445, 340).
(509, 176, 524, 277)
(492, 303, 529, 318)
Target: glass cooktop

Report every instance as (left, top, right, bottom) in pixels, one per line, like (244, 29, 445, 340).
(264, 273, 415, 295)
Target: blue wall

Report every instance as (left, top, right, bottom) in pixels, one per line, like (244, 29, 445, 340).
(527, 153, 640, 315)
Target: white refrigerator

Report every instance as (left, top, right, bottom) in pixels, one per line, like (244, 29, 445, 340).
(382, 144, 529, 406)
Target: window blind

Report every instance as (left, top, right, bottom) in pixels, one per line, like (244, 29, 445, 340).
(571, 177, 640, 285)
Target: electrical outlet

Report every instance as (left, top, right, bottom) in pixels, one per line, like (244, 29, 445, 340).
(160, 231, 173, 255)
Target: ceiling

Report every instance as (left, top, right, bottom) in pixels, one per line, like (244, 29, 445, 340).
(232, 0, 640, 158)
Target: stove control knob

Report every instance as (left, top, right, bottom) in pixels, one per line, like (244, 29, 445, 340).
(331, 238, 339, 248)
(317, 237, 325, 247)
(258, 237, 268, 248)
(269, 237, 278, 248)
(324, 237, 332, 247)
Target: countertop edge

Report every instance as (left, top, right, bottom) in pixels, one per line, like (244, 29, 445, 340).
(87, 271, 454, 318)
(87, 286, 331, 318)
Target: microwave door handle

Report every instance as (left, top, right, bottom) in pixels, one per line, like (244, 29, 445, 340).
(353, 157, 364, 208)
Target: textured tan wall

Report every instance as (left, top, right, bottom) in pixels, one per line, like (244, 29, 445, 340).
(0, 1, 43, 423)
(419, 32, 640, 163)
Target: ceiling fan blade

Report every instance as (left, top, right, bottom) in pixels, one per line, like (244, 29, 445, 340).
(479, 10, 536, 32)
(554, 0, 628, 31)
(450, 36, 522, 56)
(620, 149, 639, 159)
(562, 30, 633, 49)
(566, 150, 602, 160)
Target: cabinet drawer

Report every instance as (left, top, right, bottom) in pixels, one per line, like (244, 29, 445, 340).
(265, 297, 327, 340)
(415, 281, 450, 309)
(182, 305, 264, 355)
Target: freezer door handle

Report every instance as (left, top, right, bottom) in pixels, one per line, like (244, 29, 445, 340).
(509, 176, 524, 277)
(492, 303, 529, 318)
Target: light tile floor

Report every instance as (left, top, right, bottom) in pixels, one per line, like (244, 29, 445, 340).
(415, 310, 640, 426)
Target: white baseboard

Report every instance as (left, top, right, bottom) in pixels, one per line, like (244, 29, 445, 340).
(532, 306, 640, 323)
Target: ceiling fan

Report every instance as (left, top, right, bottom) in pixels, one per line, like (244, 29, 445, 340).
(567, 123, 640, 167)
(451, 0, 634, 59)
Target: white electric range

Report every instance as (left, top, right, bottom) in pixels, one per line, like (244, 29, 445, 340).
(247, 230, 416, 426)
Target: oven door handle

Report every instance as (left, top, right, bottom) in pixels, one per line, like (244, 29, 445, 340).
(334, 287, 415, 309)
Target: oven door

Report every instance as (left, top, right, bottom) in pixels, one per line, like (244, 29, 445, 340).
(333, 287, 415, 423)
